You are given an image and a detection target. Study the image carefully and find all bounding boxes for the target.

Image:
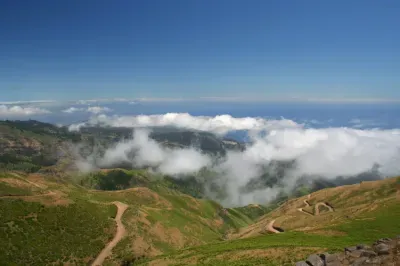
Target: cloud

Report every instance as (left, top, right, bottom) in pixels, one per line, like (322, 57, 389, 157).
(87, 106, 112, 114)
(73, 113, 400, 206)
(97, 129, 211, 176)
(62, 107, 84, 113)
(69, 113, 300, 134)
(0, 105, 51, 117)
(62, 106, 112, 114)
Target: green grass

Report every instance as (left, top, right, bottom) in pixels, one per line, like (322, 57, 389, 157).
(140, 201, 400, 265)
(0, 182, 33, 196)
(0, 198, 116, 266)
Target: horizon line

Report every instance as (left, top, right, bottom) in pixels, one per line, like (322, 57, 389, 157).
(2, 97, 400, 105)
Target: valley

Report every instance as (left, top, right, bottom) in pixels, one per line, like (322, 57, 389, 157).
(0, 120, 399, 265)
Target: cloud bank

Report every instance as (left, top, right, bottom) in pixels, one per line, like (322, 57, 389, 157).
(75, 113, 400, 206)
(0, 105, 50, 117)
(62, 106, 112, 114)
(97, 129, 211, 176)
(69, 113, 300, 134)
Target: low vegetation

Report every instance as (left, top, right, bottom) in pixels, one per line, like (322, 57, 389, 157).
(0, 120, 399, 265)
(139, 178, 400, 265)
(0, 198, 116, 265)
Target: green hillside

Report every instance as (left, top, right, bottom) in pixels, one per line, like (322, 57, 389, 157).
(0, 172, 261, 266)
(139, 177, 400, 265)
(0, 120, 399, 265)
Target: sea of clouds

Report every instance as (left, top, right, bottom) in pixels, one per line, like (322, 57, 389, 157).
(69, 113, 400, 206)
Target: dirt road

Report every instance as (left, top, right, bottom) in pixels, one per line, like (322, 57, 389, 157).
(92, 201, 129, 266)
(297, 195, 334, 216)
(266, 219, 282, 234)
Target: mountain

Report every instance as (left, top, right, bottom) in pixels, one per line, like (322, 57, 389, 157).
(0, 120, 399, 265)
(0, 171, 262, 265)
(138, 177, 400, 265)
(1, 171, 398, 265)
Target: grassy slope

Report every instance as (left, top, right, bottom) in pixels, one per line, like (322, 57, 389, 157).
(0, 173, 116, 266)
(139, 177, 400, 266)
(0, 172, 258, 266)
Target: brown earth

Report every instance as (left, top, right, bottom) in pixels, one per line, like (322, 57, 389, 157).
(91, 201, 129, 266)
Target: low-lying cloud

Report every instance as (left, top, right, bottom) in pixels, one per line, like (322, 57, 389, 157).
(69, 113, 300, 134)
(63, 106, 112, 114)
(74, 113, 400, 206)
(0, 105, 50, 117)
(97, 129, 211, 176)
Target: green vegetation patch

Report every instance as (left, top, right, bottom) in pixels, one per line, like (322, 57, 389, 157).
(140, 201, 400, 266)
(0, 199, 116, 266)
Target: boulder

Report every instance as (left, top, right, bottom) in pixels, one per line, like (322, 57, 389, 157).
(359, 249, 377, 257)
(347, 249, 364, 258)
(375, 238, 391, 244)
(295, 237, 398, 266)
(351, 257, 368, 266)
(374, 243, 390, 255)
(326, 262, 341, 266)
(306, 254, 324, 266)
(345, 246, 358, 253)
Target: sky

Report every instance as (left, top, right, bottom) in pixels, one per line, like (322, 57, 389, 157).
(0, 0, 399, 102)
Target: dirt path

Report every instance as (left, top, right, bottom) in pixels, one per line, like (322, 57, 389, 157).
(92, 201, 129, 266)
(297, 207, 314, 216)
(314, 202, 334, 215)
(266, 219, 282, 234)
(297, 195, 334, 216)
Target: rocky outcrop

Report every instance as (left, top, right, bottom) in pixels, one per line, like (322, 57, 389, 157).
(295, 236, 400, 266)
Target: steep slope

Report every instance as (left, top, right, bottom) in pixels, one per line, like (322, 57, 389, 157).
(0, 171, 258, 266)
(229, 176, 399, 240)
(139, 177, 400, 265)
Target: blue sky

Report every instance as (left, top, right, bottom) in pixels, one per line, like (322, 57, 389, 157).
(0, 0, 399, 102)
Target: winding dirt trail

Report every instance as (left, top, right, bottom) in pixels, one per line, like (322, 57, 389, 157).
(314, 202, 334, 215)
(92, 201, 129, 266)
(266, 219, 282, 234)
(297, 195, 334, 216)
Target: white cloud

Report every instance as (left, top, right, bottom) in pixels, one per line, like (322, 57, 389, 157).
(62, 107, 85, 113)
(62, 106, 112, 114)
(87, 106, 112, 114)
(98, 129, 211, 176)
(73, 113, 400, 206)
(69, 113, 300, 134)
(0, 105, 50, 117)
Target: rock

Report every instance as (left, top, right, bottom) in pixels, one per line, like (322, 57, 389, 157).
(351, 257, 368, 266)
(306, 254, 324, 266)
(295, 261, 309, 266)
(360, 249, 377, 257)
(323, 253, 341, 263)
(365, 256, 384, 264)
(326, 262, 341, 266)
(374, 243, 390, 255)
(345, 246, 358, 253)
(336, 252, 346, 262)
(356, 244, 371, 250)
(375, 238, 391, 244)
(297, 236, 398, 266)
(347, 249, 364, 258)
